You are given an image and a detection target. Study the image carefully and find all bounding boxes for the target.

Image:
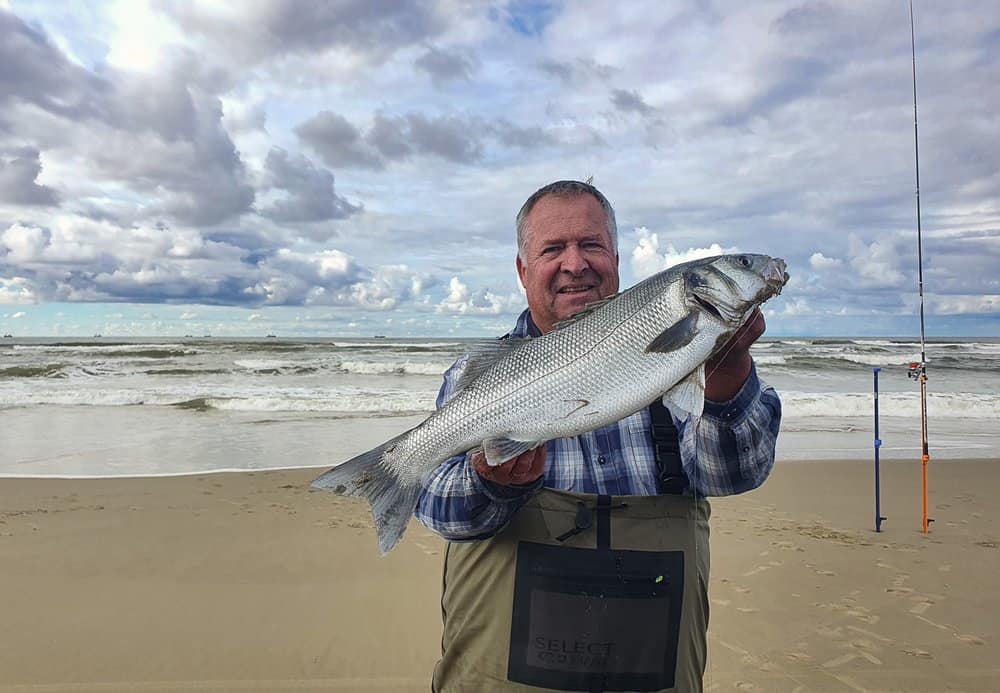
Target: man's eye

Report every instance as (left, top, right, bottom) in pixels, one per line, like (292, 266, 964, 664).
(541, 246, 560, 255)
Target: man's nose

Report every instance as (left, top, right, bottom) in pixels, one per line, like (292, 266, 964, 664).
(560, 244, 589, 274)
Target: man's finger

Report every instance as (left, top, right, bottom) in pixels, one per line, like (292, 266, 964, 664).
(471, 447, 545, 486)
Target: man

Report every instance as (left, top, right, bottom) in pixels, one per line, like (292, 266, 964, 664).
(416, 180, 781, 692)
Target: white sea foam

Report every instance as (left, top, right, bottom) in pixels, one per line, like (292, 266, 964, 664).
(751, 354, 789, 366)
(13, 343, 192, 353)
(337, 359, 451, 375)
(208, 392, 435, 413)
(233, 358, 306, 371)
(3, 336, 999, 474)
(782, 391, 1000, 419)
(329, 341, 463, 349)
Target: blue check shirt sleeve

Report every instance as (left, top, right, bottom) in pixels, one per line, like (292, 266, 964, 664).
(678, 362, 781, 496)
(414, 352, 542, 541)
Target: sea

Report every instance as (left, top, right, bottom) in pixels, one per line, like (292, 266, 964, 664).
(1, 336, 998, 478)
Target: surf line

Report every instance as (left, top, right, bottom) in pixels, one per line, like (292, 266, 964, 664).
(906, 0, 933, 534)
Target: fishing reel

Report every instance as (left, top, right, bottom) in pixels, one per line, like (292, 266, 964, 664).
(907, 361, 925, 380)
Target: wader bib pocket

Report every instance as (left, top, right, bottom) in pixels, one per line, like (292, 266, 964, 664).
(508, 540, 684, 691)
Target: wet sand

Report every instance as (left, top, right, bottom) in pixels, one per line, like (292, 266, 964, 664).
(1, 459, 997, 692)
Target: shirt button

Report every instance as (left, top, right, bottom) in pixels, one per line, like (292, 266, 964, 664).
(742, 446, 751, 452)
(597, 455, 607, 465)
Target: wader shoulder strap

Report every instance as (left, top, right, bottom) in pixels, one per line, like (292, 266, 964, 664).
(649, 400, 689, 495)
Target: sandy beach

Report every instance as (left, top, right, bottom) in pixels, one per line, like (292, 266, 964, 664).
(2, 459, 998, 693)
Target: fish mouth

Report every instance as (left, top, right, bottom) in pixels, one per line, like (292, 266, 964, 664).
(692, 294, 724, 319)
(765, 258, 789, 292)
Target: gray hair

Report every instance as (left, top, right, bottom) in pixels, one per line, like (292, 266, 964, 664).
(515, 180, 618, 260)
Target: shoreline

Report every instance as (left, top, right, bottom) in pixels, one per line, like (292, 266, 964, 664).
(2, 459, 998, 691)
(0, 454, 990, 481)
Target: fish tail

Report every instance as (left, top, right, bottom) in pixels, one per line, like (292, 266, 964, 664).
(311, 432, 419, 555)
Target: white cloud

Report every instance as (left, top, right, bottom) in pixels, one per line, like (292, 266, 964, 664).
(776, 298, 812, 316)
(926, 294, 1000, 315)
(809, 252, 843, 271)
(0, 278, 37, 305)
(12, 311, 26, 318)
(847, 234, 907, 288)
(436, 276, 521, 315)
(629, 227, 738, 280)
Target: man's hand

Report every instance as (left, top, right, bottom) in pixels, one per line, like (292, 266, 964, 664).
(704, 308, 765, 402)
(472, 446, 546, 486)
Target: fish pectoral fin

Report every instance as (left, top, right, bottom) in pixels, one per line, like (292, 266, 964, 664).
(482, 437, 537, 467)
(454, 338, 529, 394)
(645, 311, 699, 353)
(662, 365, 705, 416)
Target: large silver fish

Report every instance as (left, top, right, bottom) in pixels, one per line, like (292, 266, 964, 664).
(312, 253, 788, 553)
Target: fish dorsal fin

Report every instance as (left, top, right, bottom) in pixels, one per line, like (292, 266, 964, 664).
(454, 337, 528, 393)
(551, 292, 621, 331)
(645, 310, 700, 353)
(662, 365, 705, 416)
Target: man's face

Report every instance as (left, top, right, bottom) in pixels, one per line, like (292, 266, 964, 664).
(516, 193, 620, 334)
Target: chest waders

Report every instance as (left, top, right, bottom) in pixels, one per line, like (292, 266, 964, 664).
(432, 402, 710, 693)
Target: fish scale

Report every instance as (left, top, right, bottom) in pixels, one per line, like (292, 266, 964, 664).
(313, 253, 788, 553)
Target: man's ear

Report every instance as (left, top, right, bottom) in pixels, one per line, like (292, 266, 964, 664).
(516, 255, 527, 289)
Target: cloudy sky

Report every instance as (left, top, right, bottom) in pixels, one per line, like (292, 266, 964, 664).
(1, 1, 998, 338)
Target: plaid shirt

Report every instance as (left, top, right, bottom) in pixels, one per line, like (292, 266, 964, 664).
(414, 309, 781, 541)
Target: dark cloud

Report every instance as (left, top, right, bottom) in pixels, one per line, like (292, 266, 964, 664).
(368, 112, 413, 160)
(0, 148, 59, 206)
(489, 119, 554, 149)
(403, 113, 482, 163)
(295, 111, 385, 170)
(0, 13, 253, 227)
(259, 147, 361, 223)
(298, 111, 486, 167)
(0, 9, 109, 121)
(537, 58, 572, 81)
(415, 46, 479, 86)
(611, 89, 654, 116)
(714, 56, 834, 128)
(90, 69, 254, 226)
(160, 0, 446, 65)
(537, 57, 614, 83)
(770, 2, 838, 35)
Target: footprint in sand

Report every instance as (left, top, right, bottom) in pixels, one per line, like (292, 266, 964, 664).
(783, 651, 813, 662)
(956, 634, 986, 645)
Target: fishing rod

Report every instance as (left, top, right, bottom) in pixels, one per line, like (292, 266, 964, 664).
(906, 0, 932, 534)
(873, 368, 887, 532)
